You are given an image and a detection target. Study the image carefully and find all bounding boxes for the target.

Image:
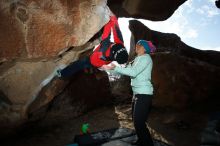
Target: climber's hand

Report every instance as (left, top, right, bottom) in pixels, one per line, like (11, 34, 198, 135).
(101, 63, 116, 70)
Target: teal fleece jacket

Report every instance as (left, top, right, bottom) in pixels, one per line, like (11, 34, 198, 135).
(114, 54, 153, 95)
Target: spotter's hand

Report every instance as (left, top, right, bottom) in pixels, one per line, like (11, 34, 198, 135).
(101, 64, 116, 70)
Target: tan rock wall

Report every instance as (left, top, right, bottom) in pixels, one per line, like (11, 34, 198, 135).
(0, 0, 110, 123)
(0, 0, 110, 61)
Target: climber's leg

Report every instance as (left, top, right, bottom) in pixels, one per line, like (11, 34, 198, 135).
(57, 57, 92, 78)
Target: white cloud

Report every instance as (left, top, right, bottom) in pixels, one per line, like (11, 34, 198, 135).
(184, 0, 194, 13)
(206, 0, 218, 7)
(196, 5, 220, 18)
(185, 0, 193, 8)
(207, 0, 216, 4)
(202, 46, 220, 51)
(185, 29, 198, 39)
(207, 9, 219, 17)
(196, 8, 205, 14)
(199, 17, 210, 26)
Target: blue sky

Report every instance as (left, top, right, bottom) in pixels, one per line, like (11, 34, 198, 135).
(118, 0, 220, 51)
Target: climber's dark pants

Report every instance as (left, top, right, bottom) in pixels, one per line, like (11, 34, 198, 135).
(60, 57, 92, 77)
(132, 94, 154, 146)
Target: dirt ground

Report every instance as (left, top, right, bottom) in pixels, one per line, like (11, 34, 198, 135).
(0, 100, 209, 146)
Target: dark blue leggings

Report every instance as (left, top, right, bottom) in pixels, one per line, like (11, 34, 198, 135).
(132, 94, 154, 146)
(59, 57, 92, 78)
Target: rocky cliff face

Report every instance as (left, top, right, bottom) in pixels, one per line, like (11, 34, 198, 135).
(0, 0, 110, 61)
(0, 0, 110, 126)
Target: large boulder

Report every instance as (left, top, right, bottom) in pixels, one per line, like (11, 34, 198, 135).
(0, 40, 100, 127)
(152, 53, 220, 108)
(108, 0, 186, 21)
(0, 0, 110, 61)
(0, 0, 110, 126)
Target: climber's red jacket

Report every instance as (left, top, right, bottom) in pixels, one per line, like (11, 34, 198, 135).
(90, 16, 124, 68)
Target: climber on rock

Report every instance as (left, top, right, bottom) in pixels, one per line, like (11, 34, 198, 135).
(90, 15, 128, 67)
(57, 15, 128, 78)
